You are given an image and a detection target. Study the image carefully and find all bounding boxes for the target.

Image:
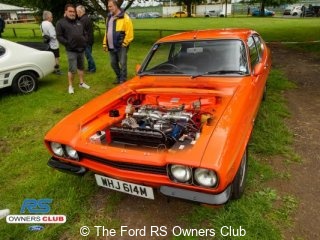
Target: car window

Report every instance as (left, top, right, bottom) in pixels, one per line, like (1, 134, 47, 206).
(253, 35, 264, 58)
(144, 43, 173, 70)
(0, 45, 6, 56)
(142, 40, 249, 76)
(247, 36, 259, 68)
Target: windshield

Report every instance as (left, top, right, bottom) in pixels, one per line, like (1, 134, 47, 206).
(140, 39, 249, 76)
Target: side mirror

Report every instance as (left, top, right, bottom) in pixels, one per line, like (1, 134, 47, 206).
(253, 62, 264, 76)
(135, 64, 141, 74)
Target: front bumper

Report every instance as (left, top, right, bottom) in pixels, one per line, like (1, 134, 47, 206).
(47, 157, 231, 205)
(160, 185, 231, 205)
(48, 157, 87, 176)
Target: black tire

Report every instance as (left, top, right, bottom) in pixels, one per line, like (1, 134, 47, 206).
(12, 71, 38, 94)
(231, 147, 248, 200)
(292, 12, 297, 16)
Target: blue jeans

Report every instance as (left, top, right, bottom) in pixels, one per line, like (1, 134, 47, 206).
(85, 45, 96, 72)
(109, 47, 128, 82)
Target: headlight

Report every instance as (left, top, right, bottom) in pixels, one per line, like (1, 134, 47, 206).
(65, 145, 79, 160)
(50, 142, 64, 157)
(194, 168, 217, 187)
(170, 165, 192, 183)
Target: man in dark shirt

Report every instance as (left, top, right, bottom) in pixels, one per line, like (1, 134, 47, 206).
(76, 5, 96, 73)
(56, 4, 90, 94)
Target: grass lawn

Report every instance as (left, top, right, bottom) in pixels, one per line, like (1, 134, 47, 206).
(4, 17, 320, 42)
(0, 17, 315, 239)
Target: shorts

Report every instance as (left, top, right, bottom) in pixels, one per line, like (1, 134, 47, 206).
(66, 51, 85, 73)
(49, 48, 60, 58)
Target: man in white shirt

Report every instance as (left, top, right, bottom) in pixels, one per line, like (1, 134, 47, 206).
(41, 11, 62, 75)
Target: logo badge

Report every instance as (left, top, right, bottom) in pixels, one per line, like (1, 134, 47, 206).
(6, 198, 66, 224)
(20, 198, 52, 214)
(28, 225, 45, 232)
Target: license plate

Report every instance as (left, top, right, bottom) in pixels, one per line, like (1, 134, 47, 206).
(95, 174, 154, 199)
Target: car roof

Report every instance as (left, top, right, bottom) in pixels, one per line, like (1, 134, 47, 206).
(156, 29, 257, 43)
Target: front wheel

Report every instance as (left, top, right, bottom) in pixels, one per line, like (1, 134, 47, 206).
(12, 71, 38, 94)
(231, 147, 248, 199)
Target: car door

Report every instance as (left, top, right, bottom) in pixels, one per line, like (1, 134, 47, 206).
(253, 34, 270, 100)
(247, 34, 270, 112)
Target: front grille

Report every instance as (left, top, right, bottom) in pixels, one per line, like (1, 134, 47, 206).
(110, 127, 168, 148)
(79, 153, 167, 175)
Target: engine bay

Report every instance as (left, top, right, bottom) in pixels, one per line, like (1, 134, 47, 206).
(89, 93, 218, 151)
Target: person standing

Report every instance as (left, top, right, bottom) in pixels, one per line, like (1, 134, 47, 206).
(103, 0, 134, 84)
(0, 15, 5, 38)
(301, 5, 306, 17)
(56, 4, 90, 94)
(76, 5, 96, 73)
(41, 11, 62, 75)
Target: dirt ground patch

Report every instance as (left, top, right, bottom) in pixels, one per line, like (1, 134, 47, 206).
(269, 43, 320, 240)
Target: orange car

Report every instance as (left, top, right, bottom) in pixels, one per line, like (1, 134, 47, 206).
(45, 29, 271, 205)
(172, 11, 195, 17)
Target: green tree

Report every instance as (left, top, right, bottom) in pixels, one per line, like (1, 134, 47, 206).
(0, 0, 134, 23)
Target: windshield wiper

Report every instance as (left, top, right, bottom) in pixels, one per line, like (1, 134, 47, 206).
(139, 70, 184, 76)
(191, 73, 205, 79)
(207, 70, 247, 75)
(152, 70, 184, 74)
(191, 70, 247, 78)
(138, 72, 154, 77)
(191, 70, 246, 79)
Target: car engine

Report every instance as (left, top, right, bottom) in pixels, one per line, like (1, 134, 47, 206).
(110, 103, 202, 149)
(89, 95, 214, 150)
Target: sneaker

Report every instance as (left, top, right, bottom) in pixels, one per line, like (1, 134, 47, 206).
(79, 82, 90, 89)
(68, 86, 74, 94)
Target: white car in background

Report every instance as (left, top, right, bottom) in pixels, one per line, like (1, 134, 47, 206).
(0, 39, 55, 94)
(291, 5, 302, 16)
(204, 10, 225, 17)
